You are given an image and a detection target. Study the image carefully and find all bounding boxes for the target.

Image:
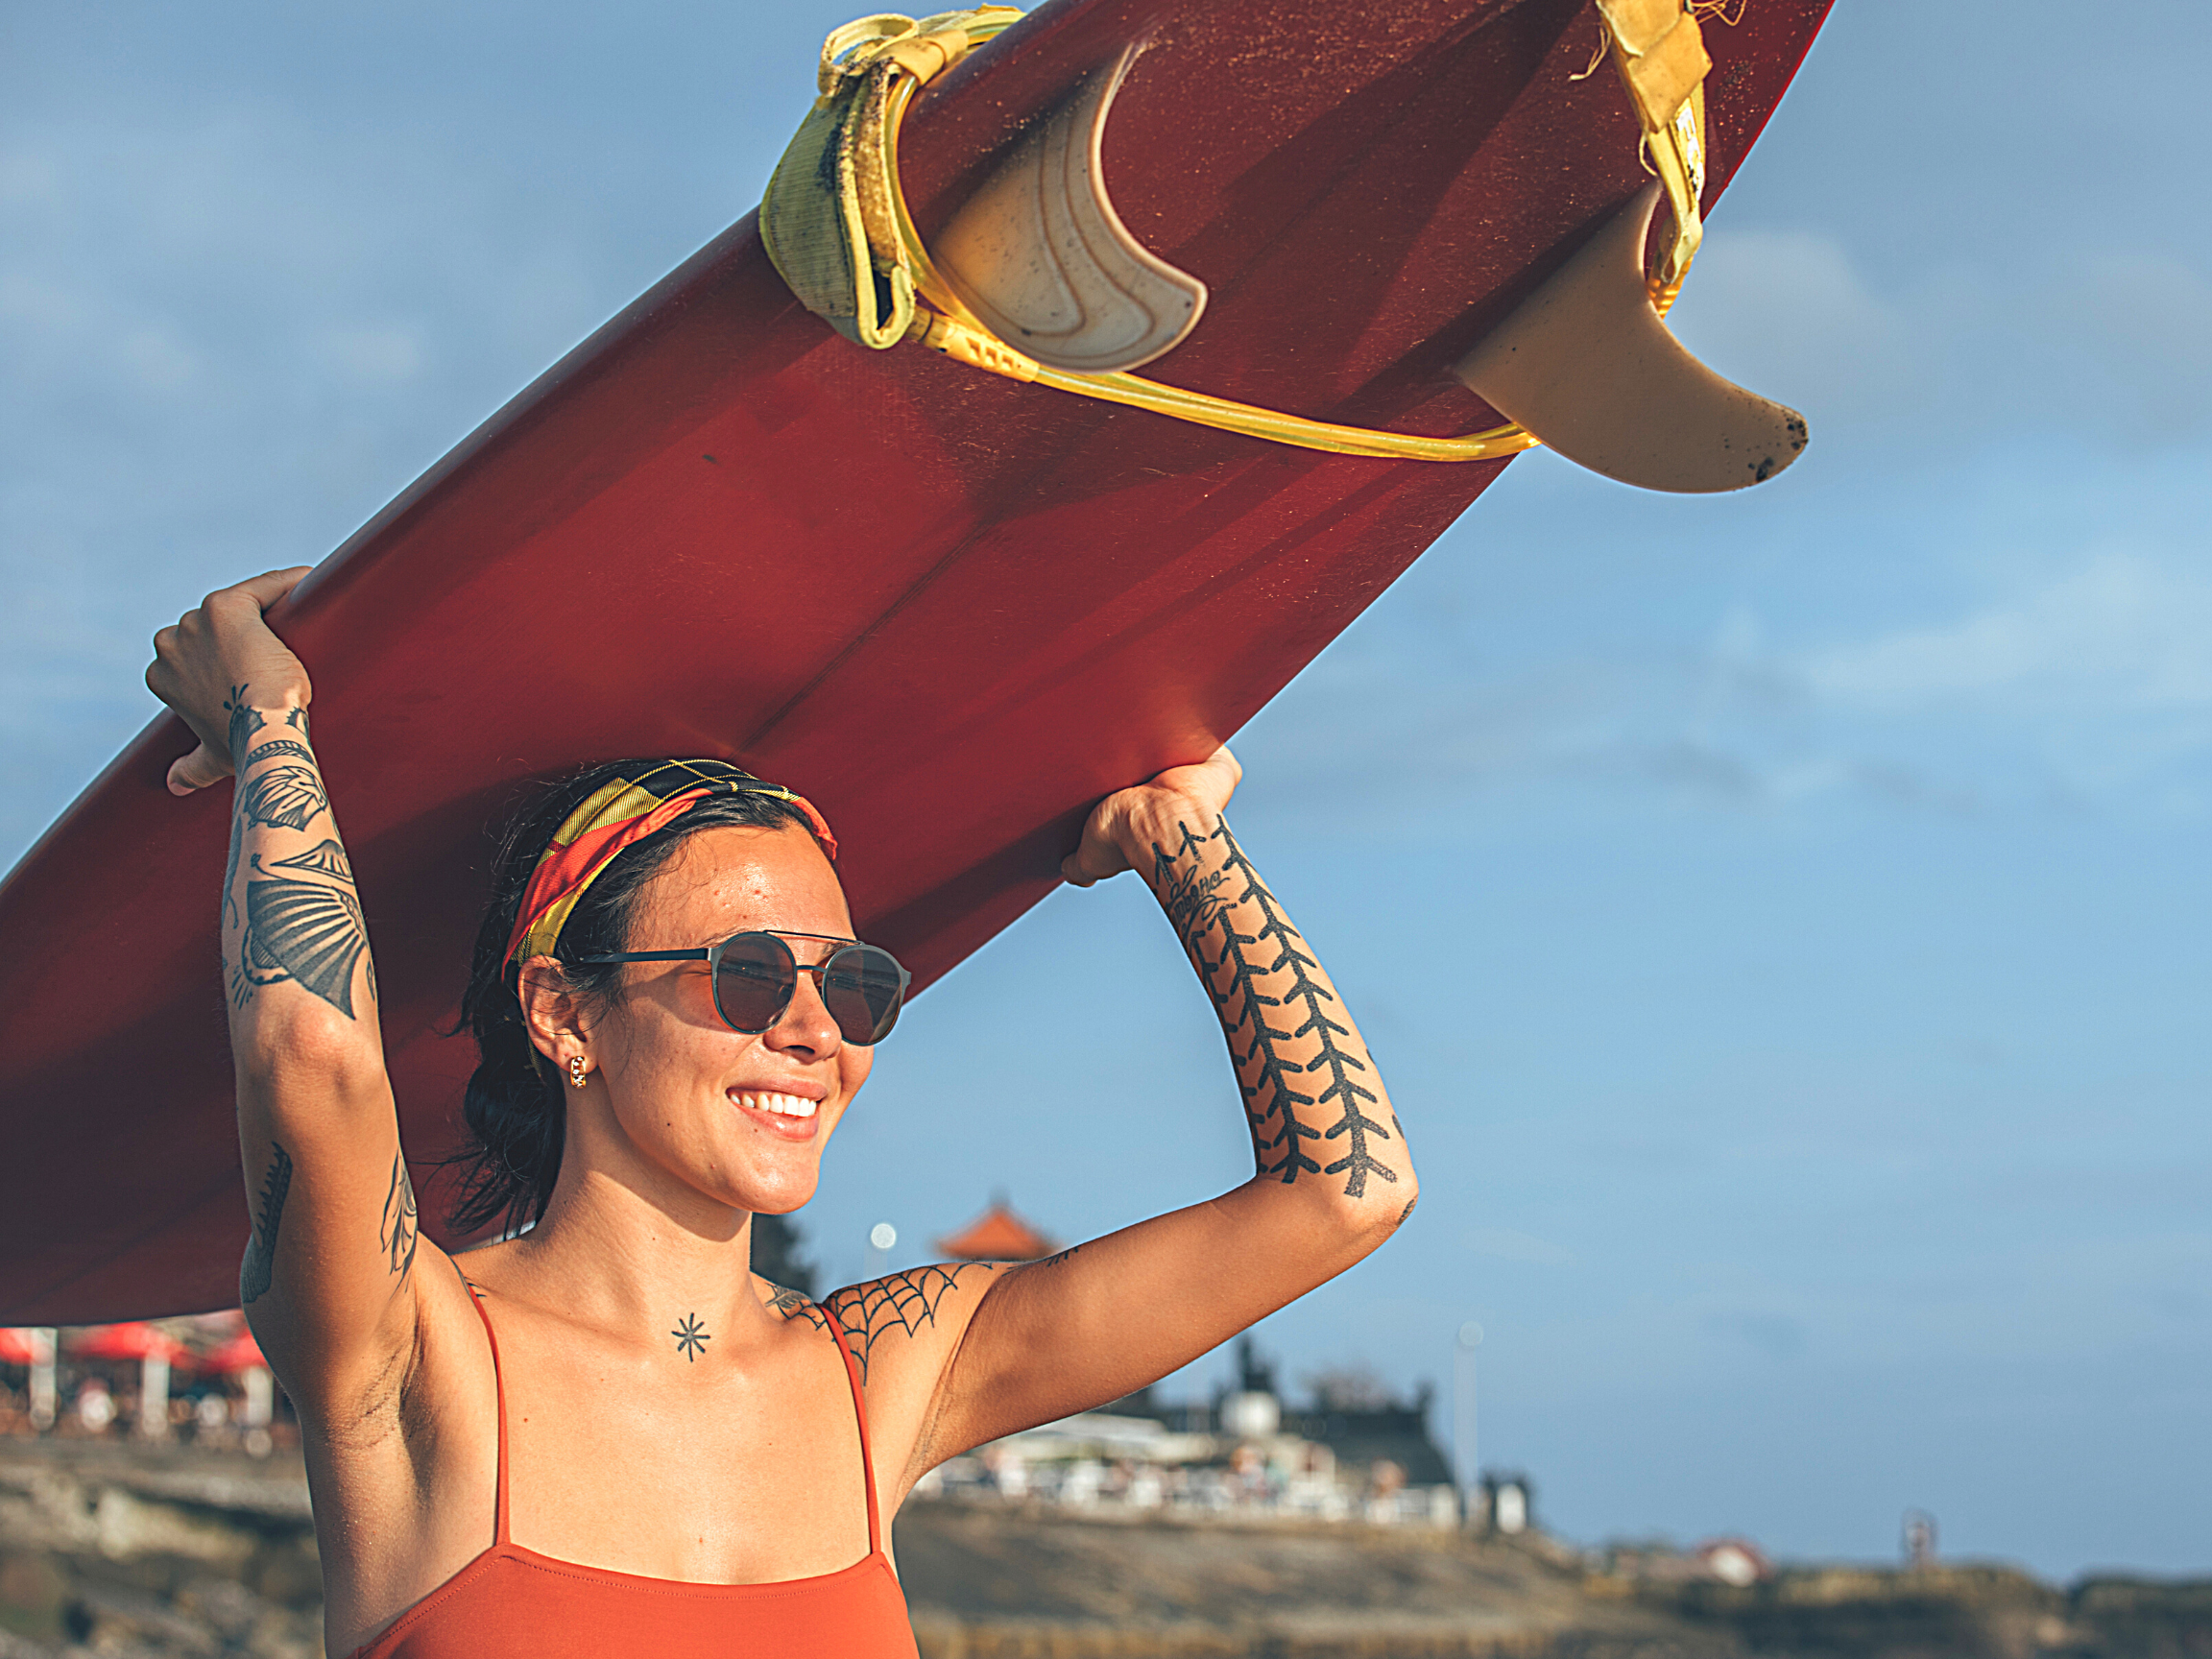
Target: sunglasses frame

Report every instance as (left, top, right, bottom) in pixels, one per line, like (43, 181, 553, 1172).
(576, 929, 910, 1045)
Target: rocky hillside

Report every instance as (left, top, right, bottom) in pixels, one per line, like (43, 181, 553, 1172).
(2, 1440, 2205, 1658)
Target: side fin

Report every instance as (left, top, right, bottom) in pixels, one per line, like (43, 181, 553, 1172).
(1454, 184, 1807, 493)
(931, 48, 1207, 374)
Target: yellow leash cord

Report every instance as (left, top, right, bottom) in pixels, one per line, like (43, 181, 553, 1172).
(763, 5, 1714, 463)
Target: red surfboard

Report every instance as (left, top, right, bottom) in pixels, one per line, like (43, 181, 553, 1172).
(0, 0, 1832, 1322)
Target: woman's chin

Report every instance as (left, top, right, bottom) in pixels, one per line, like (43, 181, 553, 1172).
(714, 1155, 820, 1218)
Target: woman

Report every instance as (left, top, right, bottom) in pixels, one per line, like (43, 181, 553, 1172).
(148, 567, 1417, 1658)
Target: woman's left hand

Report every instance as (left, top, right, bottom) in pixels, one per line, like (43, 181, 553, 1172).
(1061, 745, 1241, 887)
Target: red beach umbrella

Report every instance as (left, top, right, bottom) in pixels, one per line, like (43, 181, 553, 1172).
(0, 1328, 42, 1364)
(197, 1329, 268, 1374)
(67, 1322, 190, 1363)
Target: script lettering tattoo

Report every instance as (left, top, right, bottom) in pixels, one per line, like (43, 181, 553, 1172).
(825, 1265, 976, 1383)
(239, 764, 328, 833)
(671, 1313, 711, 1361)
(238, 872, 369, 1017)
(1151, 819, 1397, 1199)
(243, 738, 316, 769)
(239, 1142, 294, 1305)
(379, 1156, 420, 1280)
(224, 685, 264, 767)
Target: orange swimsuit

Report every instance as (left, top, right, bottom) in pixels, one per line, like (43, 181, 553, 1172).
(352, 1282, 917, 1658)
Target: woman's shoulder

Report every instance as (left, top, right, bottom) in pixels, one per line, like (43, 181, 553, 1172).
(803, 1262, 1012, 1385)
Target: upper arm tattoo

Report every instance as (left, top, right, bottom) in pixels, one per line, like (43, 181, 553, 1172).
(1150, 819, 1397, 1199)
(239, 1142, 294, 1306)
(379, 1155, 420, 1281)
(824, 1265, 979, 1383)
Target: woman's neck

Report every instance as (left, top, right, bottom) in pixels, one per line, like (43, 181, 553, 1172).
(491, 1161, 780, 1356)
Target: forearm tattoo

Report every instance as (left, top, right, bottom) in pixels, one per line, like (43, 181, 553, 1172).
(1151, 818, 1398, 1198)
(220, 685, 373, 1018)
(224, 685, 263, 767)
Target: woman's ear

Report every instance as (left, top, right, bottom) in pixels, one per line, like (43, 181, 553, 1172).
(516, 958, 586, 1063)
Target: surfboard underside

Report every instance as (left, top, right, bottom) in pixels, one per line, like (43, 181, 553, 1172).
(0, 0, 1831, 1321)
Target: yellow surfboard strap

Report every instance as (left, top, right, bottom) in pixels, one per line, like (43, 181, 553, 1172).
(761, 4, 1717, 462)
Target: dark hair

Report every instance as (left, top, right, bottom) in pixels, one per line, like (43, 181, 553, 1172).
(446, 759, 818, 1238)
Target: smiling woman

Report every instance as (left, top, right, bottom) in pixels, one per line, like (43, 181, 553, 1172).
(142, 569, 1416, 1658)
(446, 758, 865, 1241)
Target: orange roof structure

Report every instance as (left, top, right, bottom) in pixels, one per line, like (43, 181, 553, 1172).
(935, 1197, 1057, 1262)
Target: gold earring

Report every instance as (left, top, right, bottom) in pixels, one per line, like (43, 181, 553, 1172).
(568, 1055, 589, 1089)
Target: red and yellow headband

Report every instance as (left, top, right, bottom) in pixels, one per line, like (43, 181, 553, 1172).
(503, 759, 836, 966)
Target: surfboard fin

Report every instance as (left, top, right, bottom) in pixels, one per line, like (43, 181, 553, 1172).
(930, 48, 1207, 374)
(1453, 182, 1808, 493)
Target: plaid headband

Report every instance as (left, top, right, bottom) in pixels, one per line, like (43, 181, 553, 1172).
(502, 758, 837, 966)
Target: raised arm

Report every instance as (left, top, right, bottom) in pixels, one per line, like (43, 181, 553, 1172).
(148, 570, 424, 1417)
(868, 750, 1416, 1472)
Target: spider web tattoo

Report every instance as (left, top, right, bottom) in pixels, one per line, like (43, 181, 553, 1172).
(767, 1285, 824, 1327)
(823, 1265, 976, 1383)
(1151, 819, 1397, 1199)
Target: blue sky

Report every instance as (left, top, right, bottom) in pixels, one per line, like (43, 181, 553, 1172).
(5, 0, 2207, 1580)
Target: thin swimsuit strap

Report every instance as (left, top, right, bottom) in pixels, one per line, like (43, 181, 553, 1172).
(454, 1262, 512, 1544)
(820, 1310, 884, 1555)
(452, 1264, 881, 1558)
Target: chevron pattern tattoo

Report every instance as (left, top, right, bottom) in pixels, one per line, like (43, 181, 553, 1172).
(1149, 818, 1398, 1199)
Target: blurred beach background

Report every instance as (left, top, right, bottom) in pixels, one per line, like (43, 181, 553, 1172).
(2, 0, 2206, 1602)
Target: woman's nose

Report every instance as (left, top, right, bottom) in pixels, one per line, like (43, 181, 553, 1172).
(764, 964, 841, 1057)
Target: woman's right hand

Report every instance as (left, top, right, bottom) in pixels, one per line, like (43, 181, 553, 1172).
(146, 567, 316, 796)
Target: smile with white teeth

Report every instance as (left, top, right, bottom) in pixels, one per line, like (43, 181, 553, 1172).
(729, 1089, 819, 1119)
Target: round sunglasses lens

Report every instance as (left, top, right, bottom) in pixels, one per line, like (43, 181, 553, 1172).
(822, 946, 907, 1045)
(712, 934, 796, 1032)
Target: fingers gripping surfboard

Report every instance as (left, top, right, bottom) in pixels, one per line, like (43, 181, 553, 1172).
(0, 0, 1833, 1321)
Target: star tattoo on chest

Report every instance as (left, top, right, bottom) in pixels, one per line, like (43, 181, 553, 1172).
(671, 1313, 711, 1361)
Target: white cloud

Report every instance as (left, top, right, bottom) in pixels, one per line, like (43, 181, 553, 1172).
(1668, 224, 2212, 452)
(1800, 547, 2212, 713)
(1665, 228, 1918, 421)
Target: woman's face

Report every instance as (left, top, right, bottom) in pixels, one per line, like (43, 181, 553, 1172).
(580, 822, 874, 1219)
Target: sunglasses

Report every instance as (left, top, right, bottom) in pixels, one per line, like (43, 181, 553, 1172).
(578, 930, 910, 1046)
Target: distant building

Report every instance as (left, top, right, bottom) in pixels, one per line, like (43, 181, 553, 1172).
(936, 1195, 1058, 1262)
(919, 1212, 1466, 1528)
(1695, 1538, 1771, 1586)
(1481, 1472, 1534, 1536)
(1114, 1336, 1455, 1490)
(1903, 1508, 1937, 1568)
